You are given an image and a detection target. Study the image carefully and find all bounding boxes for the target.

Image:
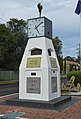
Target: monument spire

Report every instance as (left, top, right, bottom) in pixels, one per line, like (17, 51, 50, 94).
(37, 3, 43, 17)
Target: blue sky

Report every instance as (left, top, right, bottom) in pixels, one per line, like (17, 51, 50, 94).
(0, 0, 80, 58)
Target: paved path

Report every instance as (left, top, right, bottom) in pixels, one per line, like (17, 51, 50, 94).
(0, 94, 81, 119)
(0, 84, 18, 96)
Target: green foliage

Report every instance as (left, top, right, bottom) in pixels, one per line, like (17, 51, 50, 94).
(64, 56, 74, 61)
(0, 18, 28, 70)
(67, 71, 81, 86)
(0, 19, 63, 71)
(52, 36, 62, 58)
(52, 36, 63, 73)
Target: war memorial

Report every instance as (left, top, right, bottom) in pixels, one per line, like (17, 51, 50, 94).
(0, 2, 81, 118)
(5, 4, 74, 111)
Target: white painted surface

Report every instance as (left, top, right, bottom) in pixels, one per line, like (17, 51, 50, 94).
(70, 91, 81, 95)
(0, 93, 18, 99)
(19, 37, 61, 101)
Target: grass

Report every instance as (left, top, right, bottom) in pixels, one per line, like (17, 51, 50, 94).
(0, 80, 19, 85)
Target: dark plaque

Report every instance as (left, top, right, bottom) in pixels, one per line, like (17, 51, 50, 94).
(51, 77, 57, 93)
(27, 77, 40, 94)
(50, 57, 57, 68)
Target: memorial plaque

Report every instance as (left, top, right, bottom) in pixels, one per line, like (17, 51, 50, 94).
(50, 57, 57, 68)
(51, 77, 57, 93)
(27, 77, 40, 94)
(26, 57, 41, 68)
(31, 48, 42, 55)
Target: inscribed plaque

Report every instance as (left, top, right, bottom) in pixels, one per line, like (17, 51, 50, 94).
(50, 57, 57, 68)
(27, 77, 40, 94)
(26, 57, 41, 68)
(51, 77, 57, 93)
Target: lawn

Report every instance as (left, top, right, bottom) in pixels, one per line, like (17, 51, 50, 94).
(0, 80, 19, 85)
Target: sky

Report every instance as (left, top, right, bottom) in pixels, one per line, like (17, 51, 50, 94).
(0, 0, 80, 58)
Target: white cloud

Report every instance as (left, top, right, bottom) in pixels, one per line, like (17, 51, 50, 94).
(0, 0, 79, 57)
(62, 35, 80, 57)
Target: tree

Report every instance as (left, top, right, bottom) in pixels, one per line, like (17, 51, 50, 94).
(0, 24, 11, 70)
(0, 19, 63, 71)
(52, 37, 63, 73)
(52, 37, 62, 58)
(0, 18, 28, 70)
(64, 56, 74, 61)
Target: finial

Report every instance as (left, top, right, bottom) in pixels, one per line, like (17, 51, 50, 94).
(37, 3, 43, 17)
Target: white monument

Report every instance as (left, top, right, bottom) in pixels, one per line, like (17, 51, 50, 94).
(19, 16, 61, 101)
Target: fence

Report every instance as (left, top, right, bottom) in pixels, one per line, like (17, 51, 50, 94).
(0, 71, 19, 80)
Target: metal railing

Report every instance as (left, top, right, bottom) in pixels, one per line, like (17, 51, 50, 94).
(0, 71, 19, 80)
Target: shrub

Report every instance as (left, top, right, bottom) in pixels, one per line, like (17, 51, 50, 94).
(67, 71, 81, 86)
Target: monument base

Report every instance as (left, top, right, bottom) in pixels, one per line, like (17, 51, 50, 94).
(6, 96, 78, 111)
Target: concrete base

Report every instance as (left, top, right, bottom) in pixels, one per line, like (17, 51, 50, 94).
(5, 96, 77, 111)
